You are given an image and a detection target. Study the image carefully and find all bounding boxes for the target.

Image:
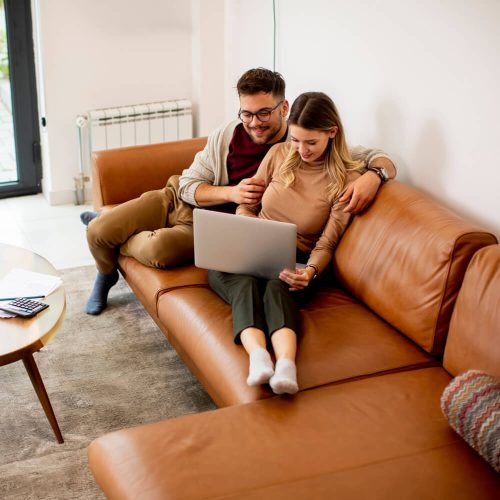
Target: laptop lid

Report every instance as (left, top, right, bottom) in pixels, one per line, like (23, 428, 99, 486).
(193, 208, 297, 280)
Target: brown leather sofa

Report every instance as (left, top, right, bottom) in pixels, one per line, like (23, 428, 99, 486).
(87, 139, 500, 499)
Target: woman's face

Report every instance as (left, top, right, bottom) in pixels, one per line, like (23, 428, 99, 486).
(289, 125, 337, 163)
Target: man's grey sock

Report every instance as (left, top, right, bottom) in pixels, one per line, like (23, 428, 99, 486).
(85, 269, 119, 315)
(80, 211, 99, 226)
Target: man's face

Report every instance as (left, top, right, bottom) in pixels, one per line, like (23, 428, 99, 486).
(238, 92, 288, 145)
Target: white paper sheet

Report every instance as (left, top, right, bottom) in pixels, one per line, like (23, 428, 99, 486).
(0, 309, 16, 318)
(0, 268, 62, 301)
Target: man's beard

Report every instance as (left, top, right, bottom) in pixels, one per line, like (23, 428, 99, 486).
(246, 118, 283, 145)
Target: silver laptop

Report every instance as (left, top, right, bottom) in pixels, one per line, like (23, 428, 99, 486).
(193, 208, 297, 280)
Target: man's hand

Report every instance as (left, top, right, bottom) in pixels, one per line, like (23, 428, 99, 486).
(340, 171, 381, 214)
(230, 177, 266, 205)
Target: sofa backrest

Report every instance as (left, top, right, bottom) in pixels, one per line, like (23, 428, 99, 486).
(333, 181, 497, 356)
(443, 244, 500, 377)
(92, 137, 208, 209)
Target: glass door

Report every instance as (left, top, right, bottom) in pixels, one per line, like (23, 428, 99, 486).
(0, 0, 41, 198)
(0, 0, 17, 185)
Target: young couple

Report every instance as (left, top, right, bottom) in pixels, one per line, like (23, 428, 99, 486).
(83, 68, 396, 395)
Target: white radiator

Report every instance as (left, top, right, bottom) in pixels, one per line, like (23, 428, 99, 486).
(76, 99, 193, 174)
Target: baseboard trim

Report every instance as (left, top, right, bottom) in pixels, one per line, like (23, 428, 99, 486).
(45, 186, 93, 206)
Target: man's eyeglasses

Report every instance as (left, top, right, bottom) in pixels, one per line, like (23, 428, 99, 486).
(238, 101, 283, 124)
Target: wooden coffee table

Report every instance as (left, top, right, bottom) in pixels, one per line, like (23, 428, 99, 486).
(0, 243, 66, 443)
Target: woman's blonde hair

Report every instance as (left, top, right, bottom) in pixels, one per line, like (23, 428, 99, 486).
(279, 92, 363, 202)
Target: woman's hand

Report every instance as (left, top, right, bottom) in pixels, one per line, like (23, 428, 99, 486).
(279, 267, 315, 291)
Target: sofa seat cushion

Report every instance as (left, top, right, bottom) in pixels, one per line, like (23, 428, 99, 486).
(156, 285, 435, 407)
(88, 367, 500, 500)
(208, 444, 499, 500)
(118, 256, 208, 318)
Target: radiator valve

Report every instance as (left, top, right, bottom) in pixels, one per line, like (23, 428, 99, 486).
(76, 115, 88, 128)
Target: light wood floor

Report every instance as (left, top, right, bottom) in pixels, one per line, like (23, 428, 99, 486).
(0, 193, 95, 269)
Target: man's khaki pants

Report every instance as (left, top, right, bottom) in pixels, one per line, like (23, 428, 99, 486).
(87, 175, 194, 274)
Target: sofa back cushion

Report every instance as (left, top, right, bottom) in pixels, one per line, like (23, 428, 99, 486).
(333, 181, 497, 355)
(92, 137, 207, 208)
(443, 244, 500, 377)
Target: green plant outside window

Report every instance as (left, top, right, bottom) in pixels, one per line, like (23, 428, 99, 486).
(0, 0, 9, 79)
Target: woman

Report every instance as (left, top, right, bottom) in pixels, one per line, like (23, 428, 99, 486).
(208, 92, 364, 395)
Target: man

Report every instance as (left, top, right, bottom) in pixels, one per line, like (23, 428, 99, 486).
(83, 68, 396, 315)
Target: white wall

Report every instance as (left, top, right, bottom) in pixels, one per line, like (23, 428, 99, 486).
(36, 0, 193, 204)
(191, 0, 225, 137)
(224, 0, 276, 120)
(34, 0, 500, 237)
(224, 0, 500, 237)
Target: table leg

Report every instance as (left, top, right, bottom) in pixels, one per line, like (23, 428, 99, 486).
(22, 352, 64, 444)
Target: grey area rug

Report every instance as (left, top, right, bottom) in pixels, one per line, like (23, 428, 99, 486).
(0, 265, 216, 500)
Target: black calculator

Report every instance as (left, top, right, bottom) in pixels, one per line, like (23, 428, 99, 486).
(0, 298, 49, 318)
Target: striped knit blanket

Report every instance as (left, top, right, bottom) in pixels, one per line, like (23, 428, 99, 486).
(441, 369, 500, 473)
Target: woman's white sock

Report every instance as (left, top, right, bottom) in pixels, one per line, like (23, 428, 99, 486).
(247, 348, 274, 386)
(270, 358, 298, 395)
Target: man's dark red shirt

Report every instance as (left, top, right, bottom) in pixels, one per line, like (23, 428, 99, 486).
(227, 123, 287, 185)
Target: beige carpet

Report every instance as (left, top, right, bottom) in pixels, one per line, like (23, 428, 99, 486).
(0, 266, 216, 499)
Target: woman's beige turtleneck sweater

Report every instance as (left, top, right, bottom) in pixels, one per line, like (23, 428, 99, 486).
(237, 142, 361, 275)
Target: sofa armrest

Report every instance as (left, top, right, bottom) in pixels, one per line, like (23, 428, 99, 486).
(92, 137, 207, 209)
(443, 244, 500, 377)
